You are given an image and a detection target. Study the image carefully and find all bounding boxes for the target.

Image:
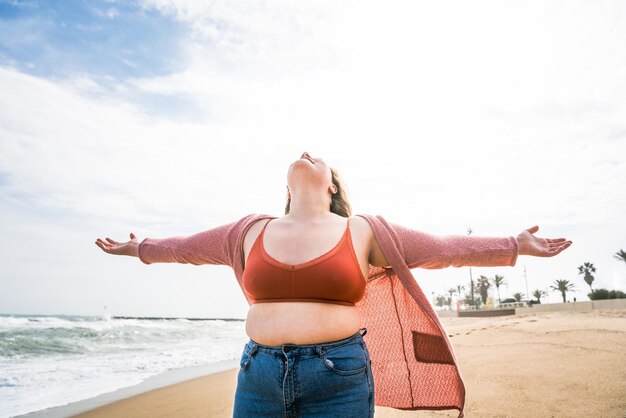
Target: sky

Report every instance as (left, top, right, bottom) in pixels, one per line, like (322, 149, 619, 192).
(0, 0, 625, 319)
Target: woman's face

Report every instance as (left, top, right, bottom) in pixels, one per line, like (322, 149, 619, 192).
(287, 151, 333, 193)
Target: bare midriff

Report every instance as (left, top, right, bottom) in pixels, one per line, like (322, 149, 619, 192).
(245, 301, 362, 346)
(243, 216, 372, 346)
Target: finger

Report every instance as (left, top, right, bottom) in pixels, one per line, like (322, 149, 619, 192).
(130, 232, 136, 239)
(526, 225, 539, 234)
(554, 245, 568, 254)
(552, 241, 572, 248)
(549, 242, 571, 254)
(105, 238, 118, 244)
(546, 238, 567, 243)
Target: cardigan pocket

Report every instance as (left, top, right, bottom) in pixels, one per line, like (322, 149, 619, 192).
(411, 331, 455, 365)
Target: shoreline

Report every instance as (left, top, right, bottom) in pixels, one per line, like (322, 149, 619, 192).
(13, 309, 626, 418)
(13, 359, 240, 418)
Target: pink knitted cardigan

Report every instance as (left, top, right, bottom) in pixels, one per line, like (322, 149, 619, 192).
(138, 213, 519, 418)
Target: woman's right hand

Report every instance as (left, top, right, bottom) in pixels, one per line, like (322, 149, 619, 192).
(95, 232, 140, 257)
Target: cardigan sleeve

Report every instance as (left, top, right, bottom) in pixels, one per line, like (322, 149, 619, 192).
(390, 222, 519, 269)
(137, 219, 239, 266)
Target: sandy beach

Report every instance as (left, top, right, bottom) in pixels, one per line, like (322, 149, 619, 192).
(63, 309, 626, 418)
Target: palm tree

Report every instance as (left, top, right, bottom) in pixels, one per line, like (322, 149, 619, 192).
(512, 292, 525, 302)
(493, 274, 505, 303)
(462, 287, 479, 307)
(456, 284, 465, 301)
(435, 294, 451, 309)
(447, 288, 457, 309)
(614, 249, 626, 265)
(532, 289, 546, 303)
(577, 262, 596, 291)
(478, 275, 491, 305)
(550, 279, 576, 303)
(468, 279, 484, 307)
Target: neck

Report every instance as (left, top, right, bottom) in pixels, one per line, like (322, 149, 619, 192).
(286, 193, 333, 221)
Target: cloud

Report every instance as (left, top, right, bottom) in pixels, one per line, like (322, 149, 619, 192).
(2, 0, 626, 228)
(1, 0, 625, 316)
(0, 66, 234, 226)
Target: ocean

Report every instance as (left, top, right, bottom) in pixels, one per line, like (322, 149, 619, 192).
(0, 313, 249, 418)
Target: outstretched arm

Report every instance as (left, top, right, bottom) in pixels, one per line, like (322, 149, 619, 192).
(391, 222, 571, 270)
(136, 221, 237, 265)
(95, 219, 240, 266)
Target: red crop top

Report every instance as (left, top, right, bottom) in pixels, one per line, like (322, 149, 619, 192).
(242, 217, 367, 306)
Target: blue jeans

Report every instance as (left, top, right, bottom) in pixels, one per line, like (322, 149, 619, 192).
(233, 327, 374, 418)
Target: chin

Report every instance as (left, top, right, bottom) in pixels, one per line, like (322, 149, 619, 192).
(292, 159, 313, 167)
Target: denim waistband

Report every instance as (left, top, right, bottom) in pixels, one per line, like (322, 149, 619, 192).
(247, 327, 367, 357)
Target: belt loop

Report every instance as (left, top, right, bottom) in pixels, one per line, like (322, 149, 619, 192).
(315, 345, 324, 358)
(249, 342, 258, 356)
(359, 327, 367, 337)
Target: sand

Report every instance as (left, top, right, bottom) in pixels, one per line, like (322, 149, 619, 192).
(68, 309, 626, 418)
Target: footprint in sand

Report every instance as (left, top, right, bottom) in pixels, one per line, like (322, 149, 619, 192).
(527, 319, 538, 322)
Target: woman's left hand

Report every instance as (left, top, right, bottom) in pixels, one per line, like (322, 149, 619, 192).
(516, 225, 572, 257)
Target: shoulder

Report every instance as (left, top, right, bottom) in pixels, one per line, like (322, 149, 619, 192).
(239, 213, 275, 227)
(349, 214, 380, 239)
(241, 214, 275, 246)
(348, 215, 371, 233)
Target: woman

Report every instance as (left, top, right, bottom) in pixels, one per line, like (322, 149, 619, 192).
(95, 151, 572, 418)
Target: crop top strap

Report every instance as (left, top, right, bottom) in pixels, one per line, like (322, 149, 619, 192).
(260, 218, 273, 235)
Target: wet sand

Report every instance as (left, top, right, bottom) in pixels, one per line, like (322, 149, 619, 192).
(68, 309, 626, 418)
